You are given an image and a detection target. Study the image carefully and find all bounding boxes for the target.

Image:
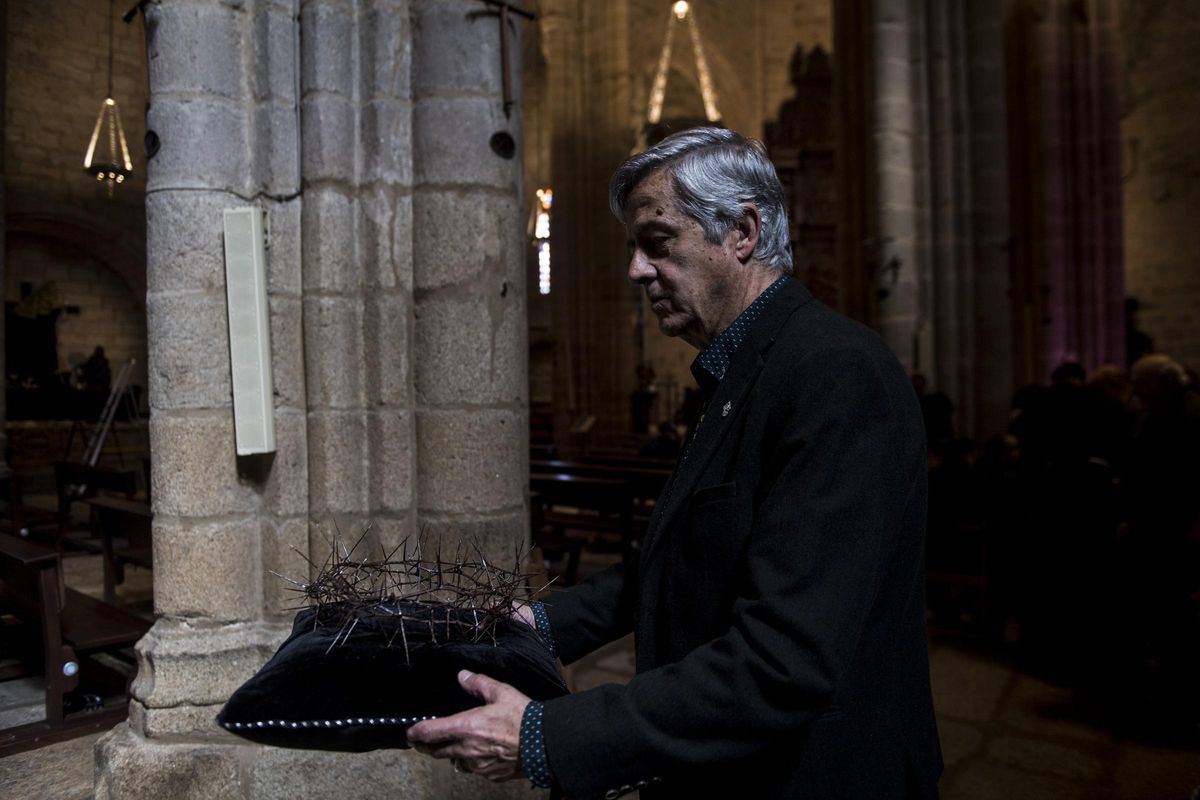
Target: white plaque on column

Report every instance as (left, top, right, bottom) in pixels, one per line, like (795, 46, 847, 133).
(222, 207, 276, 455)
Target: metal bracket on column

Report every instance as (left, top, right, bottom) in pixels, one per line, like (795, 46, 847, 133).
(122, 0, 150, 23)
(474, 0, 537, 118)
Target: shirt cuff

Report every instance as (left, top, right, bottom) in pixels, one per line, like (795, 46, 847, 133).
(519, 700, 553, 789)
(530, 600, 557, 658)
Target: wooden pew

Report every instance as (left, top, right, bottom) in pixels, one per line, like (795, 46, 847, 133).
(85, 496, 152, 604)
(529, 472, 632, 585)
(579, 453, 678, 472)
(51, 462, 139, 551)
(0, 469, 62, 538)
(0, 532, 150, 755)
(0, 467, 28, 536)
(528, 455, 679, 584)
(531, 458, 672, 519)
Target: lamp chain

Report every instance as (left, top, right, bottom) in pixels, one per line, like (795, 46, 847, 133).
(107, 0, 115, 99)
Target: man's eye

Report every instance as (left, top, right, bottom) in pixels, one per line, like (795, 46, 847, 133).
(644, 237, 670, 257)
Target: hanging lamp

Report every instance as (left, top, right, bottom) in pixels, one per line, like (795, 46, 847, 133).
(647, 1, 722, 126)
(83, 0, 132, 196)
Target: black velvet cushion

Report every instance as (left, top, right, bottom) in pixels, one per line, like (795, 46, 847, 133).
(217, 602, 567, 752)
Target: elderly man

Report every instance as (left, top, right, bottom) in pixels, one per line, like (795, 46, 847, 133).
(409, 127, 942, 799)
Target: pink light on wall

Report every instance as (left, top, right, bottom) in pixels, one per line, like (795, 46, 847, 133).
(1032, 0, 1126, 376)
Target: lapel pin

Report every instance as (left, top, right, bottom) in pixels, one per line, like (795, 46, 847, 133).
(721, 401, 732, 418)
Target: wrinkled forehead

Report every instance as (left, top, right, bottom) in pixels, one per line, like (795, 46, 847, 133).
(622, 169, 681, 224)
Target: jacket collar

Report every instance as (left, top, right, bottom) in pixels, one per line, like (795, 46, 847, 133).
(640, 280, 815, 566)
(691, 274, 791, 392)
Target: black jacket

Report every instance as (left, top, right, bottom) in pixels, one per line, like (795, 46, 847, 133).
(542, 281, 942, 799)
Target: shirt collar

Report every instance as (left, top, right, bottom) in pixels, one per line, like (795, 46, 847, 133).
(691, 274, 790, 394)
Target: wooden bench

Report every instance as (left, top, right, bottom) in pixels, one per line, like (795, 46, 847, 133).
(85, 496, 153, 604)
(51, 462, 139, 551)
(533, 459, 671, 491)
(0, 469, 61, 538)
(0, 532, 151, 755)
(530, 471, 648, 585)
(579, 453, 678, 471)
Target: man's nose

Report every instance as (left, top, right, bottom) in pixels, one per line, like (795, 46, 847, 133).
(628, 251, 655, 284)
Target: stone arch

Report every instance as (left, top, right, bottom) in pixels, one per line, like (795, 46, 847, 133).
(6, 211, 146, 301)
(4, 217, 149, 391)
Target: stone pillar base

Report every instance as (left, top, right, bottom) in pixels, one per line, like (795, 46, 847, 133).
(100, 618, 544, 798)
(95, 722, 542, 799)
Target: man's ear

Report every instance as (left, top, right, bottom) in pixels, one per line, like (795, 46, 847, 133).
(733, 203, 761, 262)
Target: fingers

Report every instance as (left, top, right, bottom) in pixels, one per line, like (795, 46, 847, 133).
(511, 603, 537, 629)
(407, 709, 480, 747)
(458, 670, 533, 708)
(407, 673, 530, 782)
(458, 669, 505, 704)
(406, 706, 503, 750)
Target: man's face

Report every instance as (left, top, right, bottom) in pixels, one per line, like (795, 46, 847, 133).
(623, 169, 741, 349)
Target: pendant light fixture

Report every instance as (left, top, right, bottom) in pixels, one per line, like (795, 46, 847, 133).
(83, 0, 132, 197)
(647, 1, 722, 126)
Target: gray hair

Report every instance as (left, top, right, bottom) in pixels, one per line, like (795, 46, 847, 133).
(1132, 354, 1189, 387)
(609, 127, 793, 273)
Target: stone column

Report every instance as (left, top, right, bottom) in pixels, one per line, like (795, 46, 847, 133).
(960, 1, 1013, 438)
(833, 0, 880, 326)
(96, 3, 422, 796)
(299, 0, 412, 557)
(920, 0, 1013, 439)
(411, 0, 528, 564)
(359, 0, 420, 552)
(98, 0, 537, 796)
(871, 0, 924, 367)
(0, 5, 7, 473)
(410, 1, 532, 794)
(96, 0, 314, 794)
(1006, 0, 1124, 380)
(870, 0, 1014, 440)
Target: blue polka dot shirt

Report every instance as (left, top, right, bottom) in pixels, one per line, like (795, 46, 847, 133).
(520, 602, 556, 788)
(693, 274, 790, 391)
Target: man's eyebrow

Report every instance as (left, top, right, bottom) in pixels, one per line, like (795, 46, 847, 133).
(632, 219, 675, 236)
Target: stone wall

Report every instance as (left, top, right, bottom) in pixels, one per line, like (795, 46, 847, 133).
(4, 233, 147, 389)
(1118, 0, 1200, 371)
(4, 0, 148, 294)
(4, 0, 150, 419)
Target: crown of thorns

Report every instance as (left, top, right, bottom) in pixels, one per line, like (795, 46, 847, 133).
(272, 527, 551, 663)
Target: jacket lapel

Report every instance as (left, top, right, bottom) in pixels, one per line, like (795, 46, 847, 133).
(639, 280, 814, 568)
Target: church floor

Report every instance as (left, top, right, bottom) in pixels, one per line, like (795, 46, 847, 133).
(2, 555, 1198, 799)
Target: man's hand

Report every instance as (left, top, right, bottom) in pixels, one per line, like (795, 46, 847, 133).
(512, 603, 537, 629)
(406, 670, 531, 782)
